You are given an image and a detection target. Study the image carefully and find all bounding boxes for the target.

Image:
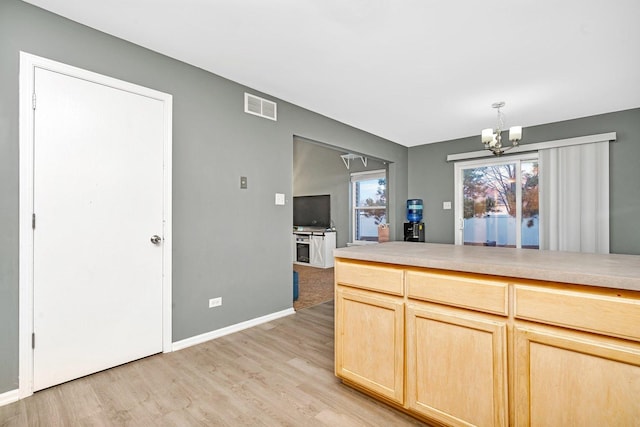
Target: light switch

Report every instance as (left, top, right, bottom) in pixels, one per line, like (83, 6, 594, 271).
(443, 201, 452, 210)
(240, 176, 247, 189)
(275, 193, 285, 205)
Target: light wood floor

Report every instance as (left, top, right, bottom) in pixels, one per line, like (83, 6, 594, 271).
(1, 301, 428, 426)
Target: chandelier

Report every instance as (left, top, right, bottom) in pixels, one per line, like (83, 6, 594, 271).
(481, 101, 522, 156)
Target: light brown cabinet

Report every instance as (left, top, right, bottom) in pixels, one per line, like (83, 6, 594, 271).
(513, 323, 640, 426)
(406, 302, 508, 427)
(335, 286, 404, 404)
(335, 257, 640, 427)
(512, 283, 640, 426)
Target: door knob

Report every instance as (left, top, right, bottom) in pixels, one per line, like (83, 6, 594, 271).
(150, 235, 162, 245)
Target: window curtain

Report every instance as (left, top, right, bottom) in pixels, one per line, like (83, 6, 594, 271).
(539, 141, 609, 253)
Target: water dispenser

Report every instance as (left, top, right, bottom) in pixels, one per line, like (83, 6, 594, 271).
(404, 199, 425, 242)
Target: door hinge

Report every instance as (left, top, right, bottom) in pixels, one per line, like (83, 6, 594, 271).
(32, 333, 35, 349)
(32, 92, 36, 110)
(32, 213, 36, 229)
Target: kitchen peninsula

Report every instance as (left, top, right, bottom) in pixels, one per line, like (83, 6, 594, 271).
(333, 242, 640, 427)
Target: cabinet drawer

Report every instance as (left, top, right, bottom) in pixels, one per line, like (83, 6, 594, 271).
(514, 285, 640, 342)
(406, 270, 508, 316)
(335, 259, 404, 296)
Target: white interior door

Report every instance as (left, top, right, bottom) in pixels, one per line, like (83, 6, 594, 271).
(32, 66, 165, 391)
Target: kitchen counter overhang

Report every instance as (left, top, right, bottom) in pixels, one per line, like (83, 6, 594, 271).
(334, 242, 640, 291)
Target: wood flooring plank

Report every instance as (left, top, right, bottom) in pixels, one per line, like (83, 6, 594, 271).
(1, 301, 428, 426)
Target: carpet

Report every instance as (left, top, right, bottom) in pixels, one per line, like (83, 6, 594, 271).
(293, 264, 335, 311)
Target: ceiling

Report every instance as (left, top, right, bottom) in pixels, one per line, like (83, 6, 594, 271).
(23, 0, 640, 147)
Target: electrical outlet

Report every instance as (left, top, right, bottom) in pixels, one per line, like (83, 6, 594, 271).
(443, 201, 452, 210)
(209, 297, 222, 308)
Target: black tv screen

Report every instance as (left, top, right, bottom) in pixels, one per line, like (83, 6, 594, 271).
(293, 195, 331, 228)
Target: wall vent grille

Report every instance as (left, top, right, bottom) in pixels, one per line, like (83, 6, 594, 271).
(244, 93, 277, 121)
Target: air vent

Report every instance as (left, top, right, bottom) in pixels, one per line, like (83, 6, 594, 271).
(244, 93, 277, 121)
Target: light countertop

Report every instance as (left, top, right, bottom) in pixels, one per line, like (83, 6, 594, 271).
(334, 242, 640, 292)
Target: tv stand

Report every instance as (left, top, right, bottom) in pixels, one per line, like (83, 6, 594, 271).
(293, 230, 336, 268)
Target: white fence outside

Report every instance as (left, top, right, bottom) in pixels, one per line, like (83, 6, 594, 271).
(464, 216, 539, 247)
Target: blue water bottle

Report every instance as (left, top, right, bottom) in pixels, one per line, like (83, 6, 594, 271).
(406, 199, 423, 223)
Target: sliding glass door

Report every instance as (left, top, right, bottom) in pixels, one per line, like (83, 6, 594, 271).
(454, 155, 539, 249)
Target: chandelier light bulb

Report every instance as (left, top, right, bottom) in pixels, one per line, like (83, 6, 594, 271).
(481, 128, 494, 143)
(509, 126, 522, 142)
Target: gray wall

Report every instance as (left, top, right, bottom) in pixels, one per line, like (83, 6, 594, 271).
(0, 0, 408, 394)
(293, 138, 389, 248)
(408, 108, 640, 255)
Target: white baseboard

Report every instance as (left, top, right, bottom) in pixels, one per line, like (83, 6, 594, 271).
(0, 389, 20, 407)
(172, 307, 296, 352)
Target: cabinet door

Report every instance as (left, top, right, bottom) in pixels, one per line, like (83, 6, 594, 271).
(514, 323, 640, 426)
(310, 235, 324, 267)
(335, 286, 404, 404)
(406, 302, 508, 427)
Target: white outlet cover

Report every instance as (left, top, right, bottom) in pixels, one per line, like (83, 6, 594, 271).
(443, 201, 452, 210)
(275, 193, 285, 205)
(209, 297, 222, 308)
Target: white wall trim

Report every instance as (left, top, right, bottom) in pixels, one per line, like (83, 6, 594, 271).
(447, 132, 617, 162)
(346, 241, 378, 246)
(172, 308, 295, 352)
(18, 52, 36, 400)
(349, 169, 386, 179)
(0, 389, 20, 407)
(18, 51, 173, 399)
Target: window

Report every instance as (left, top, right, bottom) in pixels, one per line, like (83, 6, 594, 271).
(351, 170, 387, 242)
(454, 154, 539, 249)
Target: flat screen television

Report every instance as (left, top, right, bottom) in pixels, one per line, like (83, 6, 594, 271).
(293, 195, 331, 228)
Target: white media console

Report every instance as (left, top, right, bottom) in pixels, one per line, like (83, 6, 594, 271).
(293, 230, 336, 269)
